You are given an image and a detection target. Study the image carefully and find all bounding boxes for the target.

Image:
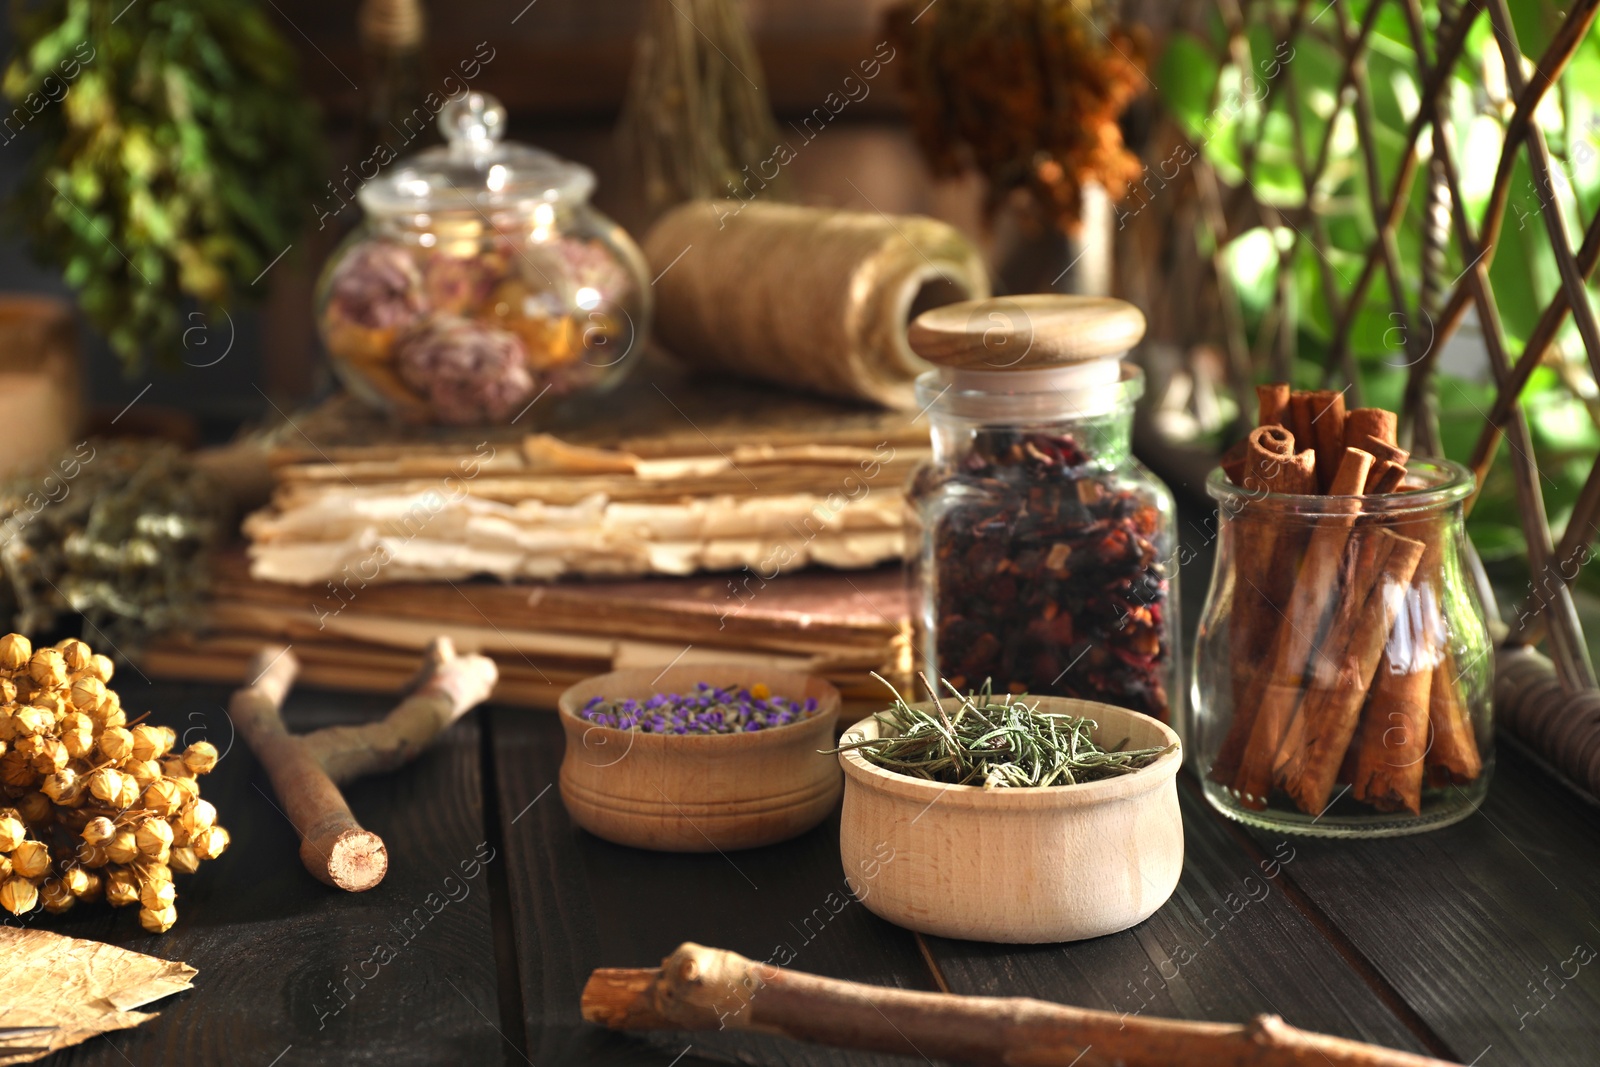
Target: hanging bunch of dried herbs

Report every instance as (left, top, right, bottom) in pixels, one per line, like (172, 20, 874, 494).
(834, 675, 1173, 788)
(4, 0, 322, 370)
(884, 0, 1145, 231)
(0, 440, 224, 647)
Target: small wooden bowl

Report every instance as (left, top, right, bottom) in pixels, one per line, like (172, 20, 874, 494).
(838, 698, 1183, 943)
(558, 666, 842, 851)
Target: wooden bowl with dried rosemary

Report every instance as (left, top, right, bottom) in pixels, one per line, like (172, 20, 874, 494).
(835, 681, 1182, 943)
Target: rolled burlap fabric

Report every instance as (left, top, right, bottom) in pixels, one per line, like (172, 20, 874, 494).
(642, 200, 990, 409)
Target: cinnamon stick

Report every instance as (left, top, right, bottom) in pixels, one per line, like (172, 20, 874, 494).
(1288, 393, 1315, 452)
(1358, 436, 1410, 494)
(1274, 527, 1427, 815)
(1346, 527, 1441, 815)
(1427, 647, 1484, 786)
(1257, 382, 1291, 427)
(583, 942, 1460, 1067)
(1305, 390, 1348, 493)
(1212, 427, 1315, 784)
(1232, 447, 1374, 807)
(1344, 408, 1398, 448)
(1222, 439, 1249, 486)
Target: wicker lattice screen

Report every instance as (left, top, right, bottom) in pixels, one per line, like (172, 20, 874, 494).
(1174, 0, 1600, 791)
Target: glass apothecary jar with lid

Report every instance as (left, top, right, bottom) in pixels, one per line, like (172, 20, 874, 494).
(315, 92, 650, 425)
(904, 295, 1179, 723)
(1192, 457, 1493, 836)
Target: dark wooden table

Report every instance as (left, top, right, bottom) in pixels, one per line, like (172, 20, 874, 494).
(26, 671, 1600, 1067)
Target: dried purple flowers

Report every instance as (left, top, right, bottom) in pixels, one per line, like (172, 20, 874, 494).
(579, 683, 820, 735)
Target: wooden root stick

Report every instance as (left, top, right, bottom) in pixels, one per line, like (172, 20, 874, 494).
(231, 639, 498, 891)
(584, 943, 1461, 1067)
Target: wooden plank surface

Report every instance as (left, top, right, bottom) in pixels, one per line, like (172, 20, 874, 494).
(1248, 742, 1600, 1067)
(42, 681, 509, 1067)
(922, 782, 1435, 1058)
(487, 707, 940, 1066)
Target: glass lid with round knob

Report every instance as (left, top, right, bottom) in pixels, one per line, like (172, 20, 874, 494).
(359, 92, 597, 215)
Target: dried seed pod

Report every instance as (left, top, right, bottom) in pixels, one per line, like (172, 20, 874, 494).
(60, 865, 91, 897)
(33, 692, 67, 717)
(0, 633, 31, 671)
(11, 839, 51, 880)
(138, 877, 176, 910)
(142, 778, 184, 817)
(41, 767, 79, 804)
(76, 840, 109, 868)
(60, 712, 96, 757)
(101, 705, 127, 730)
(105, 868, 139, 906)
(86, 767, 125, 805)
(182, 741, 219, 775)
(15, 791, 50, 824)
(11, 705, 51, 737)
(0, 751, 35, 790)
(168, 846, 200, 875)
(115, 773, 142, 811)
(90, 654, 114, 683)
(69, 676, 106, 713)
(99, 726, 135, 762)
(130, 724, 173, 762)
(41, 878, 74, 913)
(28, 648, 67, 689)
(160, 755, 194, 780)
(0, 710, 15, 742)
(0, 855, 10, 880)
(77, 870, 103, 901)
(179, 799, 217, 836)
(139, 904, 177, 933)
(81, 815, 116, 845)
(0, 808, 24, 851)
(0, 875, 39, 915)
(192, 825, 230, 861)
(29, 737, 67, 776)
(128, 759, 163, 789)
(171, 776, 200, 803)
(135, 818, 174, 859)
(57, 638, 92, 672)
(105, 830, 140, 865)
(0, 678, 16, 704)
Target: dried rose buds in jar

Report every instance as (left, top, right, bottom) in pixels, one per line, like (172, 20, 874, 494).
(0, 632, 230, 930)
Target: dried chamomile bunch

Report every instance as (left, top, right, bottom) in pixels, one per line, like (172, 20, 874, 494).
(0, 633, 228, 933)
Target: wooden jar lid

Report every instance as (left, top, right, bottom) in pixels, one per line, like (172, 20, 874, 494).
(908, 295, 1146, 371)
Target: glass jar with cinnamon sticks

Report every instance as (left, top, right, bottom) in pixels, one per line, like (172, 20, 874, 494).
(1192, 386, 1493, 836)
(904, 296, 1178, 722)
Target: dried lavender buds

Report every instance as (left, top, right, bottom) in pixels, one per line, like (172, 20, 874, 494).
(920, 429, 1171, 719)
(579, 683, 820, 735)
(0, 633, 227, 932)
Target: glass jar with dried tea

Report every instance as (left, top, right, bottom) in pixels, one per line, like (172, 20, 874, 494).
(1192, 459, 1493, 836)
(904, 296, 1178, 722)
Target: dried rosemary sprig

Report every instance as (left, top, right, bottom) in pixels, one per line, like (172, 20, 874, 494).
(834, 674, 1173, 788)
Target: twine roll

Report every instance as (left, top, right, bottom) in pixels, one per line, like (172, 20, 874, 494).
(642, 200, 990, 409)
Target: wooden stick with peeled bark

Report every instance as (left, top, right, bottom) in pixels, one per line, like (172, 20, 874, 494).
(230, 638, 498, 890)
(583, 942, 1462, 1067)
